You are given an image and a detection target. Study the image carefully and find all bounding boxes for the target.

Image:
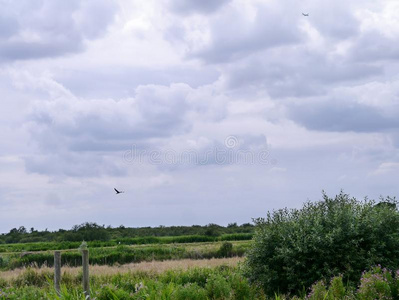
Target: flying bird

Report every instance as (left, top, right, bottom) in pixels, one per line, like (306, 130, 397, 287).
(302, 13, 309, 16)
(114, 188, 124, 194)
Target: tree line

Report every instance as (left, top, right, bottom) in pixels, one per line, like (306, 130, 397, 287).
(0, 222, 254, 244)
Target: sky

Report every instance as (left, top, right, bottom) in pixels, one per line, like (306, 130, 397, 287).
(1, 0, 399, 233)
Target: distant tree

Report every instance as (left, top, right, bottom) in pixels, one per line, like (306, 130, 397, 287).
(240, 223, 254, 228)
(18, 226, 27, 234)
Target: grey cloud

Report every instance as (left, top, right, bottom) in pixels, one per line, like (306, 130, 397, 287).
(149, 134, 270, 172)
(24, 82, 229, 177)
(224, 48, 382, 98)
(289, 99, 399, 133)
(350, 31, 399, 62)
(25, 153, 127, 177)
(188, 2, 304, 64)
(306, 2, 360, 39)
(0, 9, 19, 38)
(0, 40, 84, 61)
(28, 84, 194, 153)
(0, 0, 118, 62)
(55, 66, 219, 99)
(168, 0, 231, 15)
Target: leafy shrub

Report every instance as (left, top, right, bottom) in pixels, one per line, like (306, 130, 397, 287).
(328, 276, 346, 299)
(244, 191, 399, 296)
(229, 273, 254, 300)
(96, 284, 131, 300)
(175, 283, 208, 300)
(218, 242, 233, 258)
(357, 266, 394, 300)
(205, 273, 231, 299)
(307, 280, 328, 300)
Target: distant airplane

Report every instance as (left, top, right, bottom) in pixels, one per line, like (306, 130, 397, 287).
(302, 13, 309, 16)
(114, 188, 124, 194)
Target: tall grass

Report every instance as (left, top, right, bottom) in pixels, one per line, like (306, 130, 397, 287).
(1, 264, 399, 299)
(0, 265, 266, 300)
(0, 241, 250, 270)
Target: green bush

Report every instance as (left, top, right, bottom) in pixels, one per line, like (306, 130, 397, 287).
(229, 273, 254, 300)
(218, 242, 233, 258)
(244, 191, 399, 296)
(175, 283, 208, 300)
(328, 276, 346, 299)
(307, 280, 328, 300)
(357, 266, 395, 300)
(205, 273, 231, 299)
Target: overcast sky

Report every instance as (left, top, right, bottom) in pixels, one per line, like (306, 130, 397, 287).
(1, 0, 399, 232)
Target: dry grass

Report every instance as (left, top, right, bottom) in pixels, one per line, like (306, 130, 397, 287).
(0, 257, 243, 281)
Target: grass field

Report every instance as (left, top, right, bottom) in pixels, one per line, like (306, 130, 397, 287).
(1, 257, 393, 299)
(0, 240, 250, 270)
(0, 261, 264, 300)
(0, 234, 253, 253)
(0, 257, 243, 281)
(0, 238, 254, 299)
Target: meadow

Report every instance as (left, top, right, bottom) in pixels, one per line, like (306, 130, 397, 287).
(0, 240, 250, 270)
(0, 233, 253, 254)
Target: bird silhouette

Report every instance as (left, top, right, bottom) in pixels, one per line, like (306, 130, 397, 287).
(114, 188, 124, 194)
(302, 13, 309, 16)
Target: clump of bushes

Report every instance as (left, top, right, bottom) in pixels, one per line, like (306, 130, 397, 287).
(218, 242, 233, 258)
(244, 191, 399, 296)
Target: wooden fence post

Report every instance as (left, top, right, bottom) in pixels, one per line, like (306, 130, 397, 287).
(82, 249, 90, 299)
(54, 251, 61, 296)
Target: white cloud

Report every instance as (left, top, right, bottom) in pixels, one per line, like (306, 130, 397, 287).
(372, 162, 399, 175)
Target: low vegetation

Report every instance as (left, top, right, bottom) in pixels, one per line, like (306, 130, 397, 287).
(2, 263, 399, 299)
(0, 233, 253, 253)
(0, 241, 249, 270)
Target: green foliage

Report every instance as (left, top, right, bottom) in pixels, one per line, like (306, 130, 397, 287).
(11, 267, 51, 287)
(229, 272, 256, 300)
(357, 265, 394, 300)
(0, 233, 253, 253)
(307, 280, 328, 300)
(0, 241, 250, 270)
(0, 222, 254, 245)
(244, 191, 399, 296)
(205, 273, 232, 299)
(328, 276, 346, 299)
(218, 242, 233, 258)
(175, 283, 208, 300)
(96, 284, 131, 300)
(5, 264, 399, 299)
